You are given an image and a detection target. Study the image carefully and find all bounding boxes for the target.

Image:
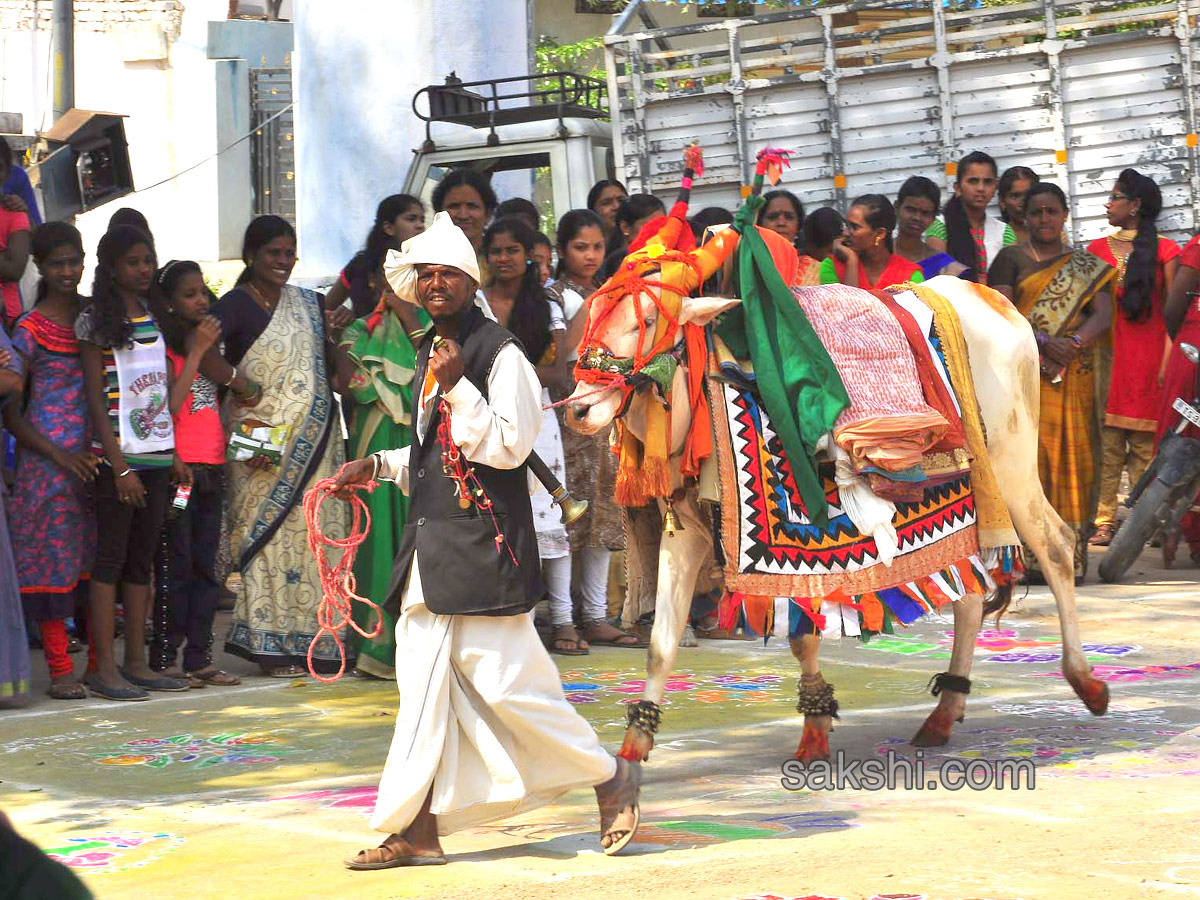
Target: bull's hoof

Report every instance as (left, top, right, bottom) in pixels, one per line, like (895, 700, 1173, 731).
(794, 722, 831, 764)
(679, 625, 698, 648)
(1067, 673, 1110, 716)
(618, 728, 654, 763)
(911, 706, 964, 748)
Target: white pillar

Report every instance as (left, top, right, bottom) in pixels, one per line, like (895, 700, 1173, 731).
(293, 0, 529, 279)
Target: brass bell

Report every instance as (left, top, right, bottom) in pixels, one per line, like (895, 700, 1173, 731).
(550, 485, 589, 526)
(662, 499, 682, 536)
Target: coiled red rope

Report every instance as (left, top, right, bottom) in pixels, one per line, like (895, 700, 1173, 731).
(303, 465, 384, 682)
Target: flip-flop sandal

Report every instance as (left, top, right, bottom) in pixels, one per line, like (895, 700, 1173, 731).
(600, 760, 642, 856)
(121, 668, 190, 692)
(343, 839, 447, 871)
(83, 674, 149, 702)
(187, 668, 242, 686)
(583, 630, 649, 649)
(550, 625, 590, 656)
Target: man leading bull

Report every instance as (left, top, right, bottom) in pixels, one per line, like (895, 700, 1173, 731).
(333, 211, 641, 870)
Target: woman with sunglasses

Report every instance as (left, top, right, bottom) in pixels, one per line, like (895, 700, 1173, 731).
(1086, 170, 1180, 549)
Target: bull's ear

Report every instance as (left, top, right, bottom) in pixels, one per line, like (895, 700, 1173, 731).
(678, 295, 742, 326)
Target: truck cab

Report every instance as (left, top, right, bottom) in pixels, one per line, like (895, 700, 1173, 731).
(401, 73, 615, 228)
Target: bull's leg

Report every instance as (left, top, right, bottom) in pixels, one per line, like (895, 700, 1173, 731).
(1009, 495, 1109, 715)
(790, 633, 835, 763)
(912, 592, 983, 747)
(619, 495, 712, 763)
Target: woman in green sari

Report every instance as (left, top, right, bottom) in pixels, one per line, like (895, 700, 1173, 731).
(337, 274, 427, 678)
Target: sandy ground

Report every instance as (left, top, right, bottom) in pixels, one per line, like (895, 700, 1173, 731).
(4, 545, 1200, 900)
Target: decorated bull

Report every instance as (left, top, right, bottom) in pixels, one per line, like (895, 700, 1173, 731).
(565, 147, 1109, 765)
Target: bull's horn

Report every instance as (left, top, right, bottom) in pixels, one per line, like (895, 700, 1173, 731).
(691, 225, 741, 284)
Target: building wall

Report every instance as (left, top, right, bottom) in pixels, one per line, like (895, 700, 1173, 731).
(0, 0, 292, 268)
(292, 0, 530, 279)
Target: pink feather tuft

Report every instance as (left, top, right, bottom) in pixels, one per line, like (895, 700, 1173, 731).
(683, 142, 705, 178)
(755, 146, 794, 186)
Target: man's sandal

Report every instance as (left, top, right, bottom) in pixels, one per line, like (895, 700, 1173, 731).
(580, 619, 648, 649)
(343, 837, 446, 870)
(551, 624, 590, 656)
(597, 758, 642, 856)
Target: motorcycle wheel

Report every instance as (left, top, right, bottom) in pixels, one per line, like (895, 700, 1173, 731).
(1098, 478, 1173, 583)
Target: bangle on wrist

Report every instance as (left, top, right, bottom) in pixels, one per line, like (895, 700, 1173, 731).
(116, 467, 132, 478)
(233, 380, 260, 401)
(1070, 333, 1084, 349)
(370, 453, 381, 482)
(223, 365, 238, 388)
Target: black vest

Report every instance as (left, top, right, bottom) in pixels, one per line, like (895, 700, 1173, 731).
(385, 307, 544, 617)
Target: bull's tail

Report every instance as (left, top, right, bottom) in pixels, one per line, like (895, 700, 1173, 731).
(982, 581, 1013, 624)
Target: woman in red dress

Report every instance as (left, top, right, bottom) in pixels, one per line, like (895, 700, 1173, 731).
(1087, 169, 1179, 547)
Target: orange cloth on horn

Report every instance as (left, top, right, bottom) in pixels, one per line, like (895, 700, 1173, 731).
(578, 208, 741, 506)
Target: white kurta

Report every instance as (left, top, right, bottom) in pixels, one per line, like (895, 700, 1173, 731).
(371, 340, 616, 837)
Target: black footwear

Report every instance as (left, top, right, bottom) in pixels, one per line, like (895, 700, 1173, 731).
(120, 668, 190, 692)
(83, 674, 149, 701)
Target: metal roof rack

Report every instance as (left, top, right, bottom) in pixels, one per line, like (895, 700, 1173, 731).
(413, 71, 607, 149)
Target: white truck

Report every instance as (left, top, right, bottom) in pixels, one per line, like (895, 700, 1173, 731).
(404, 0, 1200, 244)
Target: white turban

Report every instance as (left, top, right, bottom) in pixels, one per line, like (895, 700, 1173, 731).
(383, 211, 481, 304)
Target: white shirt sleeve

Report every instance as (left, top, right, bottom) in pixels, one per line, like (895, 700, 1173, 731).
(441, 341, 542, 470)
(375, 446, 410, 494)
(560, 287, 585, 322)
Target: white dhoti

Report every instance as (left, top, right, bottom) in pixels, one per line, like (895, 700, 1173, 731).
(370, 558, 617, 836)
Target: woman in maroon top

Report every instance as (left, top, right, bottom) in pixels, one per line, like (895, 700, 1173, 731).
(1158, 232, 1200, 563)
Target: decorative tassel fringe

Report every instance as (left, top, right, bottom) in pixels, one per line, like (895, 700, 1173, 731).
(613, 450, 673, 509)
(718, 552, 1005, 641)
(981, 544, 1024, 619)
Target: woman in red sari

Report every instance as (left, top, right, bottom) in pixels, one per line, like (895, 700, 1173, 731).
(1158, 231, 1200, 562)
(820, 194, 923, 290)
(1087, 169, 1179, 547)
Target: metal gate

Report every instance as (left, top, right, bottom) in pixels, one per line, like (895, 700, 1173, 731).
(606, 0, 1200, 244)
(250, 67, 295, 226)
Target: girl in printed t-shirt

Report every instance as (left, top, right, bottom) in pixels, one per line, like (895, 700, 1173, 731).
(149, 260, 243, 687)
(76, 225, 188, 701)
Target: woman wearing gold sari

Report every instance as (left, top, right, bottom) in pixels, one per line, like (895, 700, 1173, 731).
(208, 216, 351, 676)
(989, 183, 1115, 579)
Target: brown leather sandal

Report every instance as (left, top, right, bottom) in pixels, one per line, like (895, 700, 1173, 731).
(551, 624, 590, 656)
(596, 758, 642, 856)
(343, 836, 447, 870)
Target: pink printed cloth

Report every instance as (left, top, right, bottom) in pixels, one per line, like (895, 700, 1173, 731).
(790, 284, 948, 471)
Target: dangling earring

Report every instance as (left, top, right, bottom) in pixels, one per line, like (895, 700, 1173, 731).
(874, 235, 882, 247)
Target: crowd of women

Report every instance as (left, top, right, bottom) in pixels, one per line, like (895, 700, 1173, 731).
(2, 140, 1199, 707)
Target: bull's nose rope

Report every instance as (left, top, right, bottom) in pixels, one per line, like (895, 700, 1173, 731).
(302, 465, 384, 682)
(540, 384, 623, 411)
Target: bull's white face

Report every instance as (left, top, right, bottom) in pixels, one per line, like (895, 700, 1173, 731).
(563, 283, 742, 435)
(564, 283, 665, 436)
